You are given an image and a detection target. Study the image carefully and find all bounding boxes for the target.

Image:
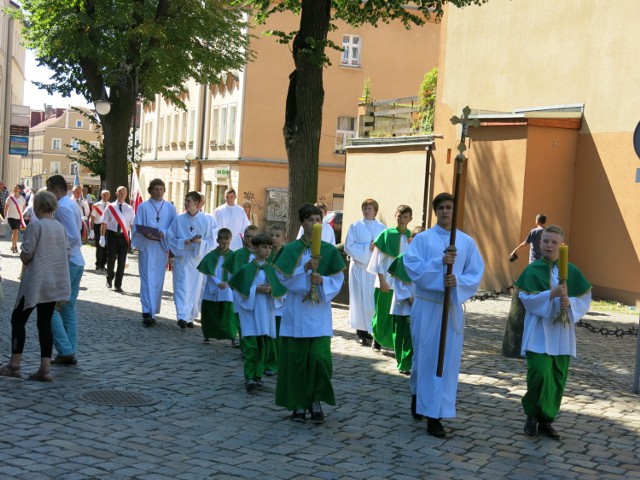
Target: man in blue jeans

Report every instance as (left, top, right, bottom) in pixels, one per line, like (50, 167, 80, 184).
(46, 175, 85, 365)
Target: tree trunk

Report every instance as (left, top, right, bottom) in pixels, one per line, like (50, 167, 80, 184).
(99, 89, 135, 198)
(284, 0, 331, 240)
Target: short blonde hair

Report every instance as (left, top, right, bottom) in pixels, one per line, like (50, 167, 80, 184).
(543, 224, 564, 238)
(33, 190, 58, 216)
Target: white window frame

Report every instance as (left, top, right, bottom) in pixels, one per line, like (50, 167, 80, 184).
(188, 109, 196, 146)
(227, 104, 237, 145)
(50, 161, 61, 174)
(75, 119, 83, 128)
(335, 116, 356, 153)
(210, 107, 219, 146)
(341, 34, 361, 67)
(52, 138, 62, 150)
(70, 138, 80, 151)
(69, 163, 78, 175)
(219, 106, 228, 146)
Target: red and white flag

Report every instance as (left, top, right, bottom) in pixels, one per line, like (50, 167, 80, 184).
(130, 169, 143, 213)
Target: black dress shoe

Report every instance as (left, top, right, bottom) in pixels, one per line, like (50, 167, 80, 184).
(371, 340, 382, 351)
(426, 417, 446, 438)
(186, 322, 194, 328)
(411, 395, 424, 420)
(524, 416, 538, 437)
(291, 409, 306, 422)
(177, 319, 187, 329)
(114, 287, 124, 293)
(106, 280, 112, 288)
(538, 422, 560, 439)
(142, 313, 153, 327)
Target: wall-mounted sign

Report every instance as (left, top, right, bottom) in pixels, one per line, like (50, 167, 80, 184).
(9, 135, 29, 155)
(215, 168, 230, 177)
(10, 125, 29, 136)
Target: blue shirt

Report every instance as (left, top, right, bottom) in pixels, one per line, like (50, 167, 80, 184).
(54, 195, 85, 267)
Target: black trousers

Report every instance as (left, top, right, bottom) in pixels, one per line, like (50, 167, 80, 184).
(106, 230, 128, 288)
(11, 296, 55, 357)
(94, 224, 108, 269)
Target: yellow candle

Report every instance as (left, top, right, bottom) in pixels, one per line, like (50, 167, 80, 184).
(311, 223, 322, 256)
(558, 244, 569, 280)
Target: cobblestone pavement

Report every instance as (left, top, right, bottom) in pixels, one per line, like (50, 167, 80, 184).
(0, 240, 639, 480)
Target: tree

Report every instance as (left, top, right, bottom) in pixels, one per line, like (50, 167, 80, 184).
(13, 0, 250, 194)
(250, 0, 487, 238)
(414, 67, 438, 133)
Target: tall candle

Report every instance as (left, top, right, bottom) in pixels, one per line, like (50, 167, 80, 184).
(311, 223, 322, 256)
(558, 244, 569, 280)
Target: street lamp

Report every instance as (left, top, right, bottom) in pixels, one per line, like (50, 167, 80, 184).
(93, 64, 140, 171)
(184, 153, 194, 193)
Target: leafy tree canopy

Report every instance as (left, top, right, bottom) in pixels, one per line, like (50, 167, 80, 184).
(13, 0, 250, 106)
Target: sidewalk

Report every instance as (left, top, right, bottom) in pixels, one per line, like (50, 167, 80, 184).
(0, 241, 638, 479)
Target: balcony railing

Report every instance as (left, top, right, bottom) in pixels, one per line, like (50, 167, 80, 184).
(357, 96, 420, 138)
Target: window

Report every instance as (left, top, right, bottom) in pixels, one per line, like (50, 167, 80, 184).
(219, 106, 228, 146)
(341, 35, 361, 67)
(52, 138, 62, 150)
(69, 163, 78, 175)
(227, 105, 237, 145)
(210, 107, 219, 146)
(90, 141, 100, 149)
(188, 109, 196, 146)
(51, 161, 60, 174)
(75, 119, 83, 128)
(335, 116, 356, 153)
(172, 112, 179, 146)
(70, 138, 80, 151)
(158, 118, 164, 148)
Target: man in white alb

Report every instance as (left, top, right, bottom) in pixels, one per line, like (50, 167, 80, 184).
(213, 188, 250, 251)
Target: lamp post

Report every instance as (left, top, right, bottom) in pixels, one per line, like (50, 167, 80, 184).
(94, 64, 140, 186)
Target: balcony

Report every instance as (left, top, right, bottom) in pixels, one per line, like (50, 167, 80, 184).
(357, 96, 420, 138)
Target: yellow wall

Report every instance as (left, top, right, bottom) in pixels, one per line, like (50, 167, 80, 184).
(242, 13, 441, 165)
(343, 145, 428, 235)
(436, 0, 640, 303)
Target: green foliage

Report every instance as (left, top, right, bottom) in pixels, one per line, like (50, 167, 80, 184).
(361, 77, 372, 104)
(414, 67, 438, 133)
(250, 1, 488, 67)
(12, 0, 251, 106)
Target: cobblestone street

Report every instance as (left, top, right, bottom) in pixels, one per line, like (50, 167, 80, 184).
(0, 241, 639, 479)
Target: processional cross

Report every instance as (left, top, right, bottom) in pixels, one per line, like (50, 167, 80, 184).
(436, 106, 480, 377)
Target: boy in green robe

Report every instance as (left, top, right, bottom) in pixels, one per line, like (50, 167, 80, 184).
(388, 225, 423, 374)
(264, 223, 287, 376)
(516, 225, 591, 439)
(196, 228, 235, 343)
(223, 224, 258, 347)
(274, 204, 346, 423)
(366, 204, 413, 350)
(229, 234, 286, 391)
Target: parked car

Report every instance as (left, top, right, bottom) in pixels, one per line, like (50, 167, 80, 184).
(323, 210, 343, 244)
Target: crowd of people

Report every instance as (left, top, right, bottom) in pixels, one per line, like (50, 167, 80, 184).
(0, 177, 592, 439)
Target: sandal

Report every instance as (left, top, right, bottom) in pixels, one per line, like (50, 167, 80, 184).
(28, 370, 52, 382)
(0, 364, 22, 378)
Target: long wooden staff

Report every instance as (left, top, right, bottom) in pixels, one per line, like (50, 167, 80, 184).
(437, 106, 479, 377)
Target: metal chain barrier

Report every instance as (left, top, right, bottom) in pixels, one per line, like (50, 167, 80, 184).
(576, 319, 638, 338)
(470, 285, 639, 338)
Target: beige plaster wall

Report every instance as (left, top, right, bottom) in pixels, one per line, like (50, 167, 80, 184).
(437, 0, 640, 302)
(343, 146, 428, 237)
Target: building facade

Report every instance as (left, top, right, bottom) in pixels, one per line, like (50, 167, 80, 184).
(0, 1, 27, 185)
(138, 12, 441, 229)
(27, 107, 102, 190)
